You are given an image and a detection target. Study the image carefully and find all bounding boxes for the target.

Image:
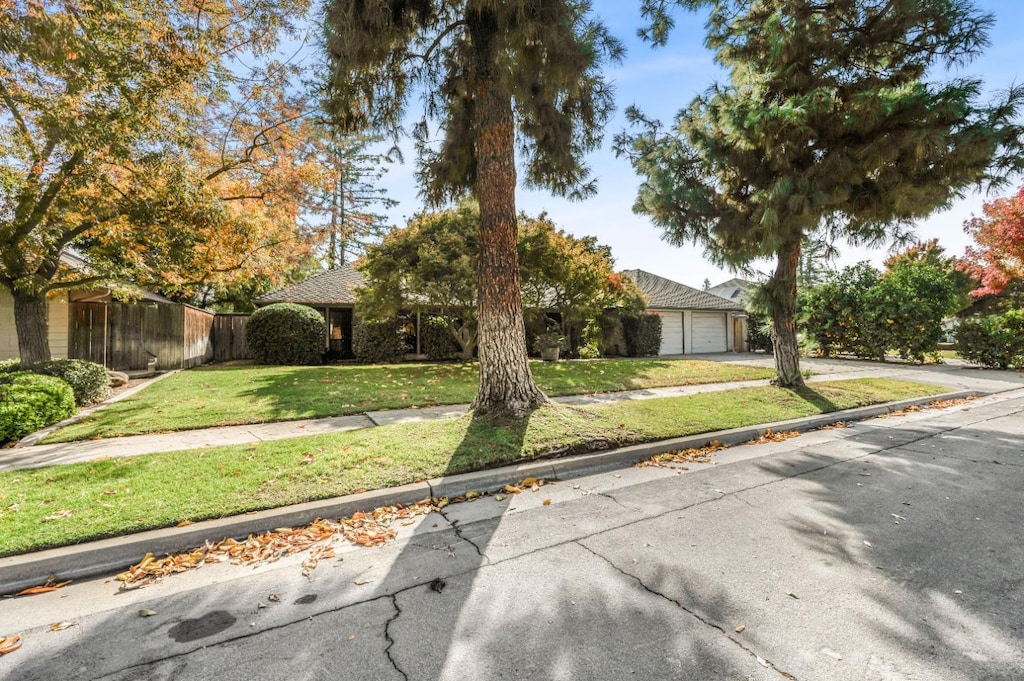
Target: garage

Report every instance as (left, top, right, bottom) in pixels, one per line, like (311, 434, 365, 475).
(620, 269, 743, 358)
(691, 311, 728, 353)
(657, 310, 683, 355)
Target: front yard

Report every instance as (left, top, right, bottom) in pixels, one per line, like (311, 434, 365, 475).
(46, 358, 776, 442)
(2, 377, 947, 556)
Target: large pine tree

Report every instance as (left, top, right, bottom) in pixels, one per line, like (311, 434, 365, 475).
(324, 0, 620, 418)
(622, 0, 1023, 385)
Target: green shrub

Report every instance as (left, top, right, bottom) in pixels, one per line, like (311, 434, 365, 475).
(746, 313, 773, 353)
(29, 358, 111, 406)
(0, 359, 21, 374)
(622, 312, 663, 357)
(0, 371, 76, 443)
(957, 310, 1024, 369)
(352, 317, 411, 364)
(577, 320, 604, 359)
(419, 315, 460, 360)
(246, 303, 327, 366)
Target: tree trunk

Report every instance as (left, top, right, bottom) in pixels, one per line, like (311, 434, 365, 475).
(767, 239, 805, 388)
(468, 11, 548, 419)
(11, 285, 52, 366)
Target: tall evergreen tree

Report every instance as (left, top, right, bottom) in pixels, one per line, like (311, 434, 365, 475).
(621, 0, 1023, 386)
(311, 131, 396, 268)
(324, 0, 621, 418)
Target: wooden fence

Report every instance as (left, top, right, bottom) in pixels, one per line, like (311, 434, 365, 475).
(69, 301, 221, 371)
(211, 314, 250, 362)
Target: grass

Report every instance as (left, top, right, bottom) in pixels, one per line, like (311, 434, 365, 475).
(0, 377, 947, 556)
(45, 358, 776, 442)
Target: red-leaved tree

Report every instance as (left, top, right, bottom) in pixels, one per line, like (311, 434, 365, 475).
(963, 186, 1024, 297)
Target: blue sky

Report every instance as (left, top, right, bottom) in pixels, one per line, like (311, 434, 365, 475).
(369, 0, 1024, 288)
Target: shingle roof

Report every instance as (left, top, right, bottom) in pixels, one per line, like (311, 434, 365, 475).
(254, 264, 365, 306)
(622, 269, 744, 311)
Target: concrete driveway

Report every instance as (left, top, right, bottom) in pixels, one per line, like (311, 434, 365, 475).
(2, 383, 1023, 680)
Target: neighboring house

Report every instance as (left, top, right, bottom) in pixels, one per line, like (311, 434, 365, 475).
(254, 265, 364, 358)
(706, 277, 757, 304)
(706, 277, 759, 353)
(622, 269, 746, 355)
(0, 252, 216, 371)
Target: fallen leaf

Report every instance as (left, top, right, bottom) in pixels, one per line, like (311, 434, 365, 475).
(787, 592, 799, 599)
(637, 441, 727, 468)
(17, 577, 72, 596)
(49, 621, 77, 632)
(353, 579, 372, 586)
(542, 498, 552, 506)
(347, 635, 356, 641)
(268, 594, 281, 602)
(0, 634, 22, 655)
(138, 609, 158, 617)
(43, 509, 74, 521)
(734, 625, 746, 634)
(746, 429, 800, 445)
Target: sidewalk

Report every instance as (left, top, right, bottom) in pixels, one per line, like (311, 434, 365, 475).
(3, 356, 1022, 473)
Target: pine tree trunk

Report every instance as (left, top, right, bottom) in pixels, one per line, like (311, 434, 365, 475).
(12, 286, 52, 366)
(468, 11, 548, 419)
(767, 239, 805, 388)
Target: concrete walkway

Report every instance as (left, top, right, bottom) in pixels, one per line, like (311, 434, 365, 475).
(2, 355, 1022, 473)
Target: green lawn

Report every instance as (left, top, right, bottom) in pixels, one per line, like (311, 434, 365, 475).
(1, 377, 947, 556)
(46, 358, 776, 442)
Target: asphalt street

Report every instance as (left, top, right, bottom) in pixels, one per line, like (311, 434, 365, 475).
(2, 385, 1023, 680)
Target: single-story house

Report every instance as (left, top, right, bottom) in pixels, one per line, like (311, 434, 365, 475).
(1, 251, 216, 371)
(621, 269, 746, 355)
(256, 264, 749, 358)
(254, 265, 364, 358)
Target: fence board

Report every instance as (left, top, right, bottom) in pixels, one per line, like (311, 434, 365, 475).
(183, 307, 215, 368)
(211, 314, 250, 362)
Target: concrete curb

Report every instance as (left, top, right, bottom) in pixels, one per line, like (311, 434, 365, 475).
(0, 389, 979, 595)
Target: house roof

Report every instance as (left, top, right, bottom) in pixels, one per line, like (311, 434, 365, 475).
(622, 269, 744, 311)
(706, 277, 757, 302)
(254, 264, 365, 306)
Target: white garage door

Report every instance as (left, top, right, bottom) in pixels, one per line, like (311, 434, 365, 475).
(657, 310, 683, 355)
(691, 312, 728, 353)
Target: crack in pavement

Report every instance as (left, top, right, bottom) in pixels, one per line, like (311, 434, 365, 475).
(70, 401, 1018, 680)
(384, 594, 410, 681)
(575, 542, 800, 681)
(434, 506, 488, 561)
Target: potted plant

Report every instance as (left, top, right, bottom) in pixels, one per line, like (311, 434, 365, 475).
(536, 330, 565, 362)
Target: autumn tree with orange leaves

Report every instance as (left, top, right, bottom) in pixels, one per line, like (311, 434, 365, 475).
(0, 0, 325, 364)
(963, 186, 1024, 298)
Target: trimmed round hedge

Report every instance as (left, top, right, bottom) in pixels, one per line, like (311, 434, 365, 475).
(30, 358, 111, 406)
(247, 303, 327, 365)
(0, 371, 75, 444)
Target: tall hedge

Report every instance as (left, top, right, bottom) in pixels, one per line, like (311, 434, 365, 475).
(956, 310, 1024, 369)
(246, 303, 327, 365)
(622, 312, 663, 357)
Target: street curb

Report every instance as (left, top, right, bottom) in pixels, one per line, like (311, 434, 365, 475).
(0, 389, 979, 595)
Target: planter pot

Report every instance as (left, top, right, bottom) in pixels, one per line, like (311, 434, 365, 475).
(540, 347, 560, 362)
